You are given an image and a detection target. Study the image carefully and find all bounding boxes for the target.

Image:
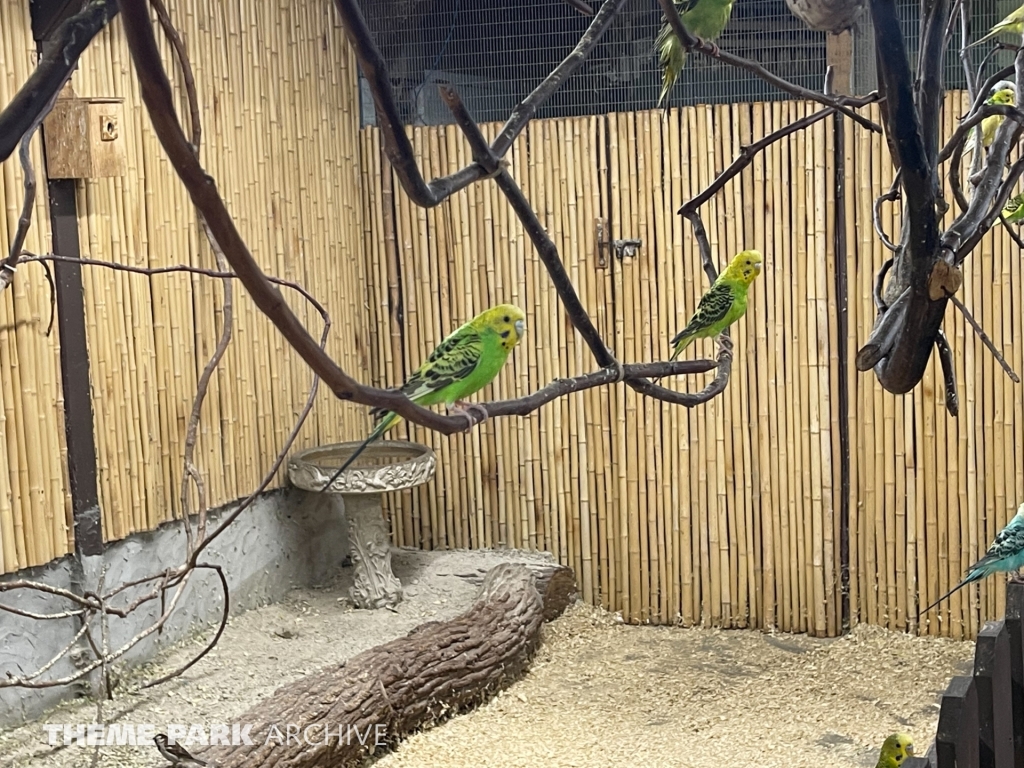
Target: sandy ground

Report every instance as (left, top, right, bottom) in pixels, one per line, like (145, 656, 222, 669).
(0, 548, 973, 768)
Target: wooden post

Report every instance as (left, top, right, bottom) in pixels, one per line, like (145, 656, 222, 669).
(47, 178, 102, 556)
(826, 31, 854, 96)
(975, 620, 1014, 768)
(1005, 582, 1024, 768)
(937, 676, 980, 768)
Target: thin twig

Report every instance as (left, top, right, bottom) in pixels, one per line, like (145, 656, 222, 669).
(140, 563, 230, 688)
(679, 93, 881, 216)
(873, 174, 901, 252)
(934, 330, 959, 416)
(949, 293, 1021, 381)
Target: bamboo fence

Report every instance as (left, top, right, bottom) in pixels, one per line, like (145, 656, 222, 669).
(0, 1, 73, 574)
(0, 0, 1021, 642)
(360, 96, 1024, 641)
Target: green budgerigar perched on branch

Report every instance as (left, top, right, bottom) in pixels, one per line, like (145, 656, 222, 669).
(320, 304, 526, 491)
(655, 0, 736, 107)
(875, 733, 915, 768)
(670, 249, 762, 360)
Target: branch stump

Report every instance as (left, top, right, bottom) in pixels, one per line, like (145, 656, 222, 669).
(288, 441, 436, 610)
(186, 561, 576, 768)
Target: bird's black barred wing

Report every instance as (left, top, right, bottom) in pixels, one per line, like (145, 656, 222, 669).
(973, 518, 1024, 570)
(670, 280, 734, 346)
(369, 326, 484, 419)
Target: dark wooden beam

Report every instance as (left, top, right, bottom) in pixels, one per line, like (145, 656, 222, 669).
(47, 179, 102, 557)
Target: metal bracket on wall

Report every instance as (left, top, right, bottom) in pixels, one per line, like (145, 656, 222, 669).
(595, 218, 641, 268)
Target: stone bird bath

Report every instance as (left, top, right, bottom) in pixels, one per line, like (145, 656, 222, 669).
(288, 440, 436, 610)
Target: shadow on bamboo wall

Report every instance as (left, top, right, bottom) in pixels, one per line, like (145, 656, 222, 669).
(361, 94, 1024, 641)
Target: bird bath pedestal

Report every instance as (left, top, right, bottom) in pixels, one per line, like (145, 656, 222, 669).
(288, 440, 436, 610)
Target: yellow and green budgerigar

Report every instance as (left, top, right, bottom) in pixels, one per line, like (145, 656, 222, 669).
(320, 304, 526, 490)
(655, 0, 736, 107)
(875, 733, 915, 768)
(964, 83, 1016, 155)
(1005, 192, 1024, 223)
(967, 3, 1024, 49)
(670, 249, 762, 360)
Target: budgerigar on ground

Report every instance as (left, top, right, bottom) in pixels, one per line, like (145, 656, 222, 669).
(320, 304, 526, 490)
(1005, 192, 1024, 223)
(670, 249, 762, 360)
(964, 83, 1016, 155)
(655, 0, 736, 107)
(876, 733, 915, 768)
(919, 502, 1024, 616)
(966, 3, 1024, 49)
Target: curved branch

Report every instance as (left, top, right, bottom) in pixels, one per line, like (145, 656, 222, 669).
(679, 93, 881, 217)
(331, 0, 628, 206)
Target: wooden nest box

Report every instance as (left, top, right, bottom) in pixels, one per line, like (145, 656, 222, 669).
(42, 85, 126, 179)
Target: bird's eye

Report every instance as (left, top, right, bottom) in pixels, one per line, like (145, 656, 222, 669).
(504, 315, 510, 322)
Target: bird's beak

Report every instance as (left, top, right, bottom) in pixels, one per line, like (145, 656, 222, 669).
(515, 319, 526, 337)
(906, 745, 915, 757)
(754, 261, 762, 273)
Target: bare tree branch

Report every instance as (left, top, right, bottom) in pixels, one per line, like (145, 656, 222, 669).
(655, 0, 881, 132)
(949, 294, 1020, 381)
(331, 0, 629, 207)
(0, 0, 118, 164)
(679, 93, 880, 217)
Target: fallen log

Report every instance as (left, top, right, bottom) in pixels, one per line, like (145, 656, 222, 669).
(182, 561, 576, 767)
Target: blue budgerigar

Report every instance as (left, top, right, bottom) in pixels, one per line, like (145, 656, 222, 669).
(920, 503, 1024, 616)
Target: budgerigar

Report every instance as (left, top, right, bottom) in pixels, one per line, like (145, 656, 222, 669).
(320, 304, 526, 490)
(655, 0, 736, 107)
(1005, 192, 1024, 223)
(670, 249, 762, 360)
(964, 83, 1016, 155)
(919, 503, 1024, 616)
(876, 733, 915, 768)
(967, 3, 1024, 49)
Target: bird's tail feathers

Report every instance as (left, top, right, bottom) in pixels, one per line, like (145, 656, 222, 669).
(965, 27, 1000, 50)
(656, 25, 686, 108)
(964, 129, 978, 155)
(917, 572, 981, 618)
(320, 411, 401, 491)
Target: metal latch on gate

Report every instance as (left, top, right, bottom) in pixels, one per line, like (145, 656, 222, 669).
(595, 218, 642, 268)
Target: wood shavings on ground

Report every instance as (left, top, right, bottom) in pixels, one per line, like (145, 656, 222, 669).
(0, 549, 973, 768)
(375, 604, 973, 768)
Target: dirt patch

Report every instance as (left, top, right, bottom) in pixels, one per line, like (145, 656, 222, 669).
(0, 549, 973, 768)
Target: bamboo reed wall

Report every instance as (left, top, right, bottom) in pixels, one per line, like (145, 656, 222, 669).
(65, 4, 372, 543)
(360, 95, 1024, 641)
(0, 0, 1019, 643)
(0, 2, 72, 574)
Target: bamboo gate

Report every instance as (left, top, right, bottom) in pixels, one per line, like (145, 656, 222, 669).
(0, 2, 1022, 641)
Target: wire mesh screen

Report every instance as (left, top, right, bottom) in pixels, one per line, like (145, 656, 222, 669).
(359, 0, 1016, 128)
(852, 0, 1011, 94)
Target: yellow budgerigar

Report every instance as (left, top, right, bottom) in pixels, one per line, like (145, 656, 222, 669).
(967, 4, 1024, 49)
(670, 249, 762, 359)
(320, 304, 526, 490)
(876, 733, 915, 768)
(964, 82, 1016, 155)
